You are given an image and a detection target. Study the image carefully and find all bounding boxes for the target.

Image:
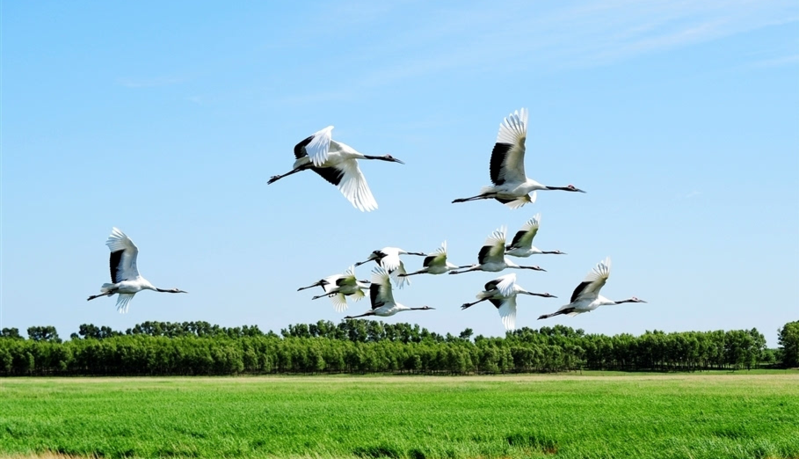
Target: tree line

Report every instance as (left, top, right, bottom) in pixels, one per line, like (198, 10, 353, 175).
(0, 320, 796, 376)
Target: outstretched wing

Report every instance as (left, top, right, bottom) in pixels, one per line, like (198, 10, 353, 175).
(115, 293, 135, 314)
(369, 267, 394, 309)
(336, 266, 358, 288)
(335, 158, 378, 212)
(105, 228, 139, 283)
(423, 241, 448, 268)
(496, 296, 518, 331)
(329, 293, 349, 313)
(478, 226, 507, 264)
(570, 257, 611, 303)
(303, 126, 334, 167)
(490, 108, 528, 186)
(508, 214, 541, 250)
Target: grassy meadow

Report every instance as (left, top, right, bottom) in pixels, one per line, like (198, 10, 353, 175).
(1, 372, 798, 459)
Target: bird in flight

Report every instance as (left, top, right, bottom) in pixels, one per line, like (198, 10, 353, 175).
(505, 214, 566, 258)
(297, 266, 370, 312)
(354, 246, 426, 288)
(449, 226, 546, 275)
(399, 241, 470, 277)
(461, 273, 557, 330)
(87, 228, 187, 313)
(267, 126, 404, 212)
(452, 108, 585, 208)
(344, 267, 435, 319)
(538, 257, 646, 320)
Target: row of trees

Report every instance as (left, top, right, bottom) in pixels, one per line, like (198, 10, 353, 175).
(0, 320, 796, 376)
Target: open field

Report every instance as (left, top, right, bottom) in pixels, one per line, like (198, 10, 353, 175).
(1, 372, 798, 459)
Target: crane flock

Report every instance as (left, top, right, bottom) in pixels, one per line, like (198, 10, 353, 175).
(88, 107, 646, 331)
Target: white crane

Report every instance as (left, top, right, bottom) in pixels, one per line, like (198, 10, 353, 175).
(461, 273, 557, 330)
(86, 228, 187, 313)
(538, 257, 646, 320)
(344, 267, 434, 319)
(505, 214, 566, 258)
(452, 108, 585, 208)
(354, 246, 426, 288)
(398, 241, 470, 277)
(267, 126, 404, 212)
(449, 226, 546, 275)
(297, 266, 370, 312)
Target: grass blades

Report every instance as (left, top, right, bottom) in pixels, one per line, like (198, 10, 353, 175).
(0, 373, 797, 459)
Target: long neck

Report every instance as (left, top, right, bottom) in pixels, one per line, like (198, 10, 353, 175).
(614, 298, 637, 304)
(409, 307, 427, 311)
(504, 258, 519, 268)
(542, 250, 560, 254)
(545, 185, 571, 191)
(154, 287, 170, 293)
(363, 154, 387, 161)
(520, 290, 550, 297)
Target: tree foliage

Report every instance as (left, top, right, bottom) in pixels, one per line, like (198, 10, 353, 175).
(0, 320, 785, 376)
(777, 320, 799, 368)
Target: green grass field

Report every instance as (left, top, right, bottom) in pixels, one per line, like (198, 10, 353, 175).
(1, 373, 798, 459)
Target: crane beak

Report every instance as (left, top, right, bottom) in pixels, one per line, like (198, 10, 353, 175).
(178, 290, 188, 294)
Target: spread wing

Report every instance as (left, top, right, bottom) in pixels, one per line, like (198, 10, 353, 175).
(369, 267, 394, 309)
(329, 293, 349, 313)
(508, 214, 540, 250)
(334, 158, 378, 212)
(105, 228, 139, 283)
(496, 296, 518, 331)
(115, 293, 135, 314)
(303, 126, 334, 167)
(478, 226, 507, 264)
(423, 241, 448, 268)
(335, 266, 358, 288)
(570, 257, 611, 303)
(489, 108, 528, 186)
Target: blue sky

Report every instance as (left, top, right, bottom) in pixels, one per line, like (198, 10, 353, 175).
(3, 1, 798, 345)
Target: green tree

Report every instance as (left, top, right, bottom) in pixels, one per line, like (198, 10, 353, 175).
(1, 327, 23, 339)
(27, 326, 61, 343)
(777, 320, 799, 368)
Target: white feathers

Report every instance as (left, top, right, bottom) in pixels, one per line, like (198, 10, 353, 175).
(115, 293, 134, 314)
(494, 273, 517, 297)
(90, 228, 185, 313)
(304, 126, 334, 167)
(497, 297, 517, 331)
(106, 227, 139, 281)
(336, 158, 378, 212)
(495, 108, 529, 185)
(389, 265, 410, 289)
(481, 226, 507, 264)
(504, 195, 534, 209)
(371, 267, 395, 308)
(329, 293, 349, 313)
(579, 257, 611, 298)
(495, 108, 529, 145)
(521, 213, 541, 234)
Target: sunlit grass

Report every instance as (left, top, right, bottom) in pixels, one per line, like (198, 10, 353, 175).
(1, 373, 797, 458)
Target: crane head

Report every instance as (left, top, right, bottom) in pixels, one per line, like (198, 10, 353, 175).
(382, 154, 404, 164)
